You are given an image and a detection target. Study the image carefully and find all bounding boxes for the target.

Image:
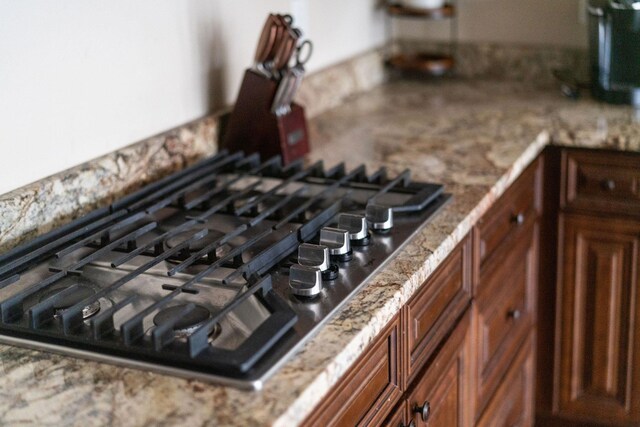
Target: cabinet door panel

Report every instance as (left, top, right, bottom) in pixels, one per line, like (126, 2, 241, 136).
(304, 316, 402, 427)
(407, 310, 473, 427)
(476, 332, 535, 427)
(556, 214, 640, 424)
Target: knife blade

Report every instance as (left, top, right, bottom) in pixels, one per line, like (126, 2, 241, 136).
(271, 71, 297, 116)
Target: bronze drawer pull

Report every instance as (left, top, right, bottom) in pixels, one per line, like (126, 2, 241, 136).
(508, 309, 522, 320)
(413, 400, 431, 422)
(601, 179, 616, 191)
(511, 212, 525, 225)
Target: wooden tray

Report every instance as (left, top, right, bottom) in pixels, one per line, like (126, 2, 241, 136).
(387, 53, 454, 75)
(387, 3, 455, 19)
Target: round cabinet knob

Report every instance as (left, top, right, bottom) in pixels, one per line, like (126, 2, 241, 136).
(508, 309, 522, 320)
(319, 227, 352, 261)
(298, 243, 330, 272)
(338, 213, 370, 246)
(602, 179, 616, 191)
(511, 212, 525, 225)
(413, 400, 431, 422)
(289, 264, 322, 297)
(365, 204, 394, 232)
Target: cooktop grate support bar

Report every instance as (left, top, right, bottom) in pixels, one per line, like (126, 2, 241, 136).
(110, 149, 231, 212)
(247, 186, 307, 227)
(166, 225, 249, 277)
(0, 274, 20, 290)
(53, 212, 153, 260)
(187, 275, 278, 358)
(0, 222, 160, 323)
(368, 169, 411, 204)
(183, 155, 283, 211)
(233, 160, 322, 216)
(118, 228, 275, 347)
(90, 295, 139, 340)
(127, 151, 246, 213)
(0, 209, 131, 279)
(57, 229, 210, 333)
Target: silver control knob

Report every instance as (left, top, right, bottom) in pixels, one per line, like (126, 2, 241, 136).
(338, 213, 368, 241)
(319, 227, 351, 256)
(365, 204, 393, 231)
(298, 243, 330, 271)
(289, 264, 322, 297)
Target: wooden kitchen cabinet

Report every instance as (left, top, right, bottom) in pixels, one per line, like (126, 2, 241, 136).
(555, 213, 640, 425)
(537, 147, 640, 427)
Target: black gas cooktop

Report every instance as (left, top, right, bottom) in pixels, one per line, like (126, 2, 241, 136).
(0, 151, 449, 389)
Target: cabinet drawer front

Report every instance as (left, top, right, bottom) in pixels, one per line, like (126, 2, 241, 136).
(475, 221, 538, 414)
(407, 310, 473, 427)
(562, 149, 640, 217)
(405, 235, 472, 383)
(476, 332, 535, 427)
(476, 158, 542, 270)
(304, 316, 402, 427)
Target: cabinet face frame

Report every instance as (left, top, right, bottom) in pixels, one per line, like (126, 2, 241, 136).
(554, 213, 640, 425)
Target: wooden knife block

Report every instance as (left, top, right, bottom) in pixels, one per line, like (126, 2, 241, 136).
(222, 69, 309, 164)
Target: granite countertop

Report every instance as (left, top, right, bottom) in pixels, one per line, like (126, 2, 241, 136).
(1, 79, 638, 426)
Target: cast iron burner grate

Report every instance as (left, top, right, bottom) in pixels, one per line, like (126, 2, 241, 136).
(0, 150, 449, 389)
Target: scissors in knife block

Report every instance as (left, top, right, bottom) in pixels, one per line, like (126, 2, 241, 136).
(271, 40, 313, 117)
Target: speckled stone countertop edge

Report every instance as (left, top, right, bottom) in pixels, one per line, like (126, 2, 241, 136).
(271, 131, 550, 426)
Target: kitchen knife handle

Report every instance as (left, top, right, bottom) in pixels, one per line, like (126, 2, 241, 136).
(273, 29, 298, 76)
(254, 14, 279, 64)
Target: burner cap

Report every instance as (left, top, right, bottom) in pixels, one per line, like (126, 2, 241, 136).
(39, 285, 101, 319)
(153, 304, 220, 339)
(165, 229, 230, 258)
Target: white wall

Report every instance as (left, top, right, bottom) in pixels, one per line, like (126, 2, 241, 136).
(0, 0, 586, 196)
(0, 0, 385, 195)
(394, 0, 588, 48)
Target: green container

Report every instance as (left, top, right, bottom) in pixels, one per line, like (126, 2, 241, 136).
(589, 0, 640, 105)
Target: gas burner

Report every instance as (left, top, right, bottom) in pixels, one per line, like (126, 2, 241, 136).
(165, 229, 232, 260)
(39, 284, 101, 319)
(153, 304, 221, 340)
